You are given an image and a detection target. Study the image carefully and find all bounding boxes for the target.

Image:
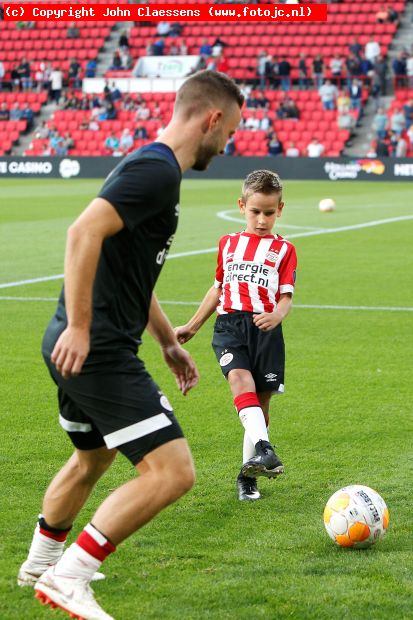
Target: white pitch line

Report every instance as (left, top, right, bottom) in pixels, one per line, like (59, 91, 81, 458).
(1, 214, 412, 290)
(1, 296, 412, 312)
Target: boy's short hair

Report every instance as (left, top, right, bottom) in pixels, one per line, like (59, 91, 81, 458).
(174, 70, 244, 118)
(241, 170, 283, 202)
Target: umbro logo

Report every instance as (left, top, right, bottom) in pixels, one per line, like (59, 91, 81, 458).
(265, 373, 277, 381)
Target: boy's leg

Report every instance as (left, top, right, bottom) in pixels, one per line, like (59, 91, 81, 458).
(34, 438, 195, 618)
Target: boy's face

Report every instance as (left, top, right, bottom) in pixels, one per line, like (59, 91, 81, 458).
(238, 192, 284, 236)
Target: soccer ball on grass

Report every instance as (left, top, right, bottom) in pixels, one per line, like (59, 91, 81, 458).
(318, 198, 336, 212)
(323, 484, 389, 548)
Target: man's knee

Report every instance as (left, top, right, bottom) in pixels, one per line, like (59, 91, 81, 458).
(72, 447, 117, 482)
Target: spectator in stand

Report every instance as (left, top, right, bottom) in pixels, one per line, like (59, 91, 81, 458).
(152, 103, 161, 120)
(298, 53, 309, 89)
(359, 52, 374, 87)
(245, 111, 260, 131)
(337, 110, 356, 131)
(215, 54, 228, 74)
(365, 38, 381, 63)
(61, 91, 79, 110)
(110, 50, 123, 70)
(256, 91, 269, 109)
(319, 79, 338, 110)
(21, 103, 34, 131)
(278, 56, 292, 91)
(337, 89, 351, 112)
(85, 59, 97, 78)
(63, 132, 74, 151)
(366, 140, 378, 158)
(306, 137, 325, 157)
(88, 118, 100, 132)
(179, 40, 188, 56)
(99, 100, 117, 121)
(212, 37, 227, 57)
(312, 54, 324, 89)
(376, 5, 390, 23)
(259, 111, 272, 132)
(387, 6, 400, 27)
(169, 41, 179, 56)
(118, 30, 129, 50)
(110, 82, 122, 102)
(390, 107, 405, 135)
(50, 66, 63, 103)
(135, 101, 150, 121)
(134, 123, 148, 140)
(119, 128, 134, 154)
(152, 38, 165, 56)
(256, 51, 268, 90)
(394, 134, 408, 157)
(392, 51, 407, 88)
(372, 107, 388, 139)
(0, 102, 10, 120)
(104, 131, 120, 154)
(9, 102, 22, 120)
(329, 53, 343, 86)
(55, 137, 69, 157)
(49, 130, 64, 154)
(407, 52, 413, 89)
(0, 60, 5, 91)
(199, 38, 212, 57)
(267, 132, 283, 156)
(16, 57, 32, 90)
(349, 37, 362, 58)
(373, 55, 388, 95)
(224, 136, 236, 156)
(79, 115, 90, 130)
(34, 121, 50, 139)
(348, 78, 362, 111)
(285, 141, 300, 157)
(345, 53, 361, 87)
(78, 94, 91, 111)
(66, 23, 80, 39)
(376, 138, 390, 157)
(157, 21, 170, 36)
(406, 124, 413, 148)
(120, 48, 133, 70)
(68, 58, 82, 89)
(121, 94, 135, 111)
(389, 130, 399, 154)
(403, 98, 413, 127)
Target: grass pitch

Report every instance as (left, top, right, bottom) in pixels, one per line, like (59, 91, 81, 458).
(1, 178, 412, 619)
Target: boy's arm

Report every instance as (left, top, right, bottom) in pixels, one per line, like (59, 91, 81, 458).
(175, 285, 221, 344)
(253, 293, 293, 332)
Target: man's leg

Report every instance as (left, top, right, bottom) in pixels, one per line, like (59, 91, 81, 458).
(18, 446, 116, 587)
(34, 438, 195, 618)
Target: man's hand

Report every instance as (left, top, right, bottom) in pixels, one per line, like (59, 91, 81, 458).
(51, 326, 90, 379)
(253, 311, 282, 332)
(161, 343, 199, 395)
(174, 324, 196, 345)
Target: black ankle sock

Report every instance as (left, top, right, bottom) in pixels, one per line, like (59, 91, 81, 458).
(38, 516, 72, 535)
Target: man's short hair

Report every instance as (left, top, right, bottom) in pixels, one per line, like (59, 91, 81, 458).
(174, 70, 244, 118)
(241, 170, 283, 201)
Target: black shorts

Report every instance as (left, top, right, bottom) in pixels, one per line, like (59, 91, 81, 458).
(44, 353, 184, 466)
(211, 312, 285, 394)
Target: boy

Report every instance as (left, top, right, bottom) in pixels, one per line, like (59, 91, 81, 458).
(176, 170, 297, 502)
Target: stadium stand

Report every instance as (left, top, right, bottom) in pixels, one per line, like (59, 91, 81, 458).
(0, 0, 411, 157)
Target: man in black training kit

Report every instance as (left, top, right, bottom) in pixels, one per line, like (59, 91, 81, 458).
(18, 71, 243, 620)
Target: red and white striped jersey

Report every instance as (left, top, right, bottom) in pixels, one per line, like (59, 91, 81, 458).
(214, 232, 297, 314)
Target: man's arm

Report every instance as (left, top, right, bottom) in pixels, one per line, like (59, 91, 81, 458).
(147, 294, 199, 395)
(175, 285, 221, 344)
(51, 198, 124, 379)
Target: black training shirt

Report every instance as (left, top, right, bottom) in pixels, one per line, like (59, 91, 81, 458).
(43, 143, 181, 357)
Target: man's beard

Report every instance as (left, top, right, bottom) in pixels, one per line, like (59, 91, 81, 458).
(192, 140, 219, 171)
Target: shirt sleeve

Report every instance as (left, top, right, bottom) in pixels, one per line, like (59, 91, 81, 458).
(278, 243, 297, 295)
(214, 236, 227, 288)
(98, 158, 178, 232)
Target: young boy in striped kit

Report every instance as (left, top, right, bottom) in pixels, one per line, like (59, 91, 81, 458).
(176, 170, 297, 501)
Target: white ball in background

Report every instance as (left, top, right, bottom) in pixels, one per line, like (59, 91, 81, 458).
(319, 198, 336, 212)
